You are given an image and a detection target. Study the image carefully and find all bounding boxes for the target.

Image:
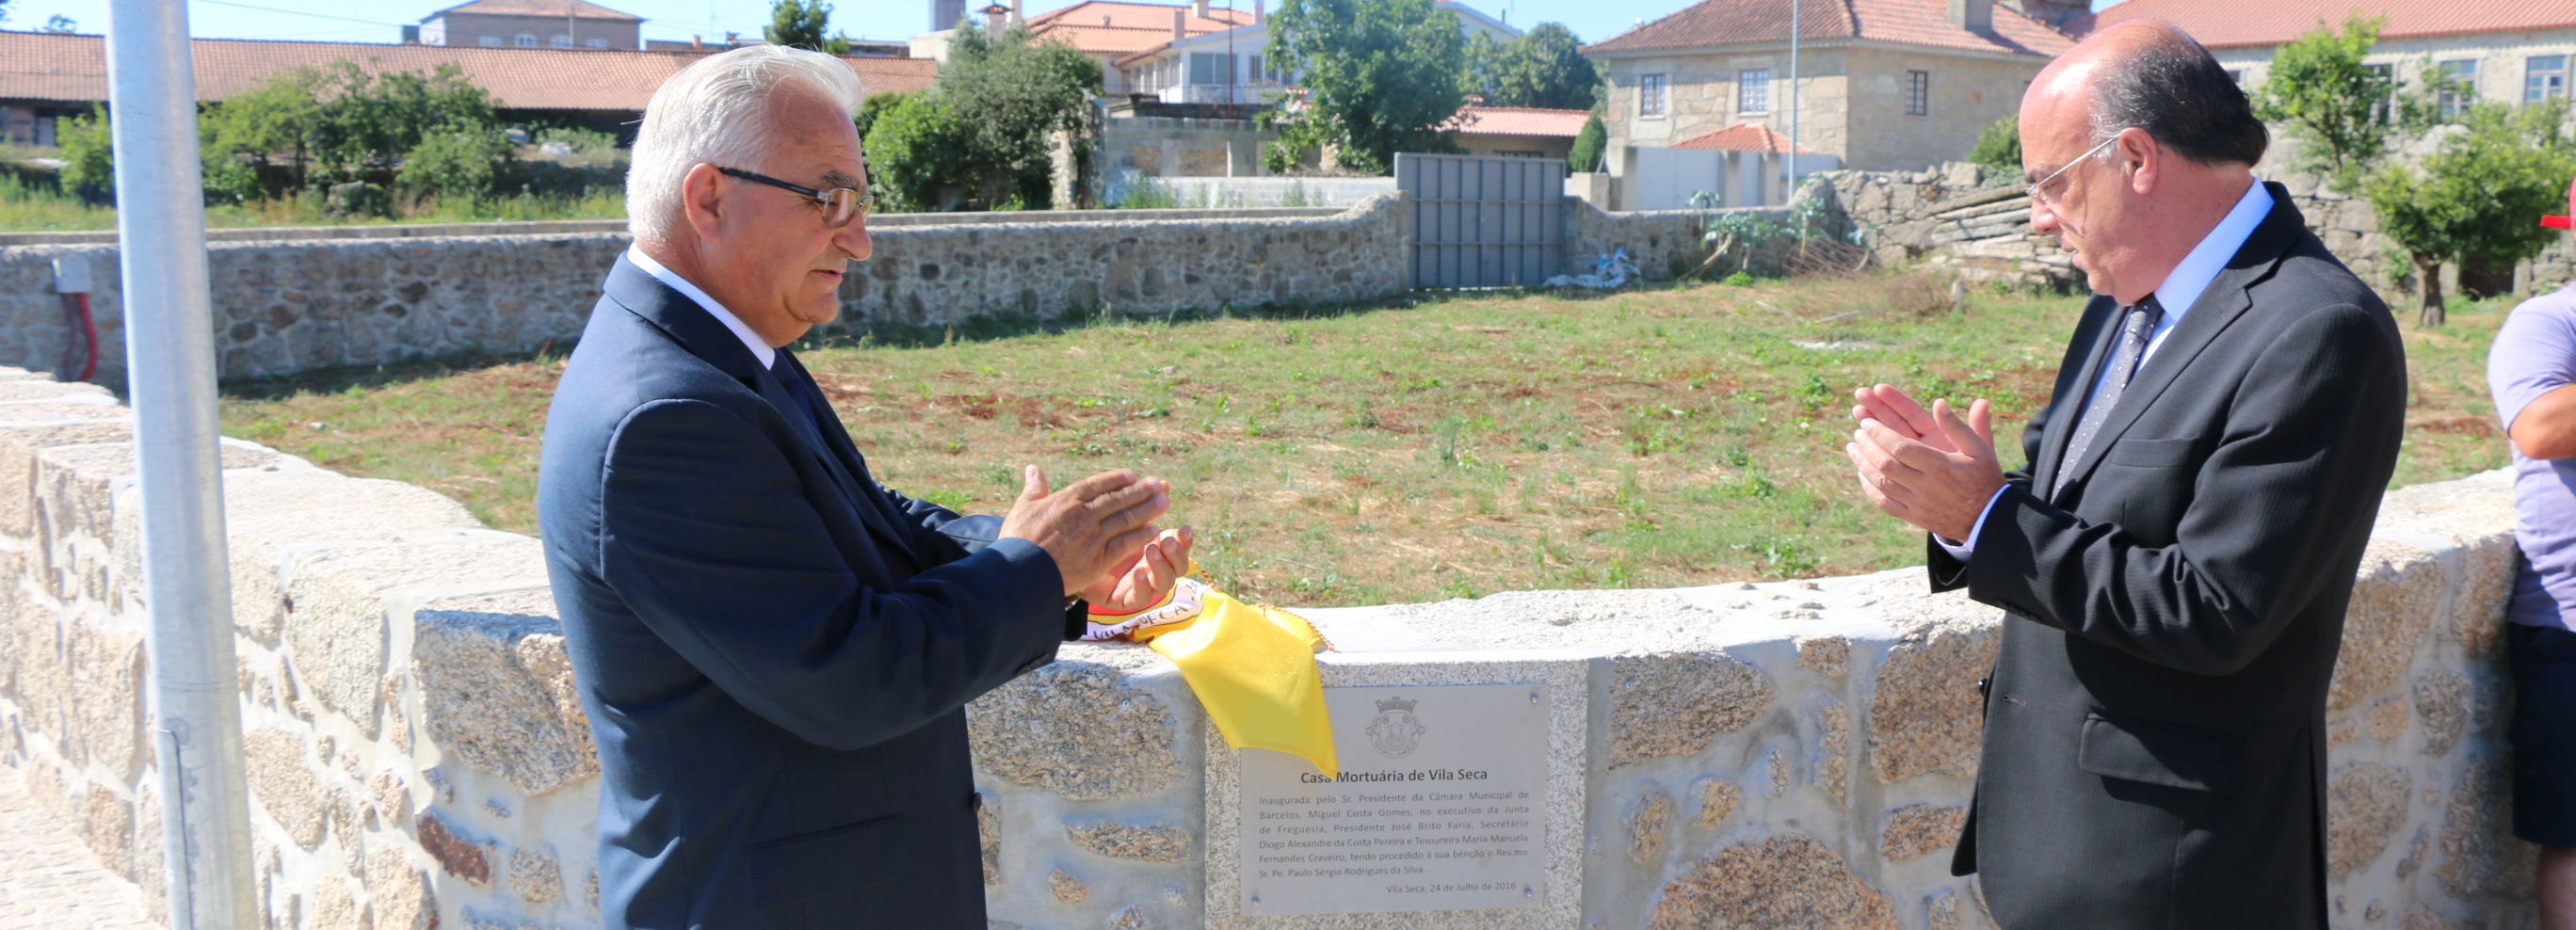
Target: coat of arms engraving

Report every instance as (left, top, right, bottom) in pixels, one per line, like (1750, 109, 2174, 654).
(1366, 697, 1425, 758)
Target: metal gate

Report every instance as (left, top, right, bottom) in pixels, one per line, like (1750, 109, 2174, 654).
(1395, 153, 1567, 288)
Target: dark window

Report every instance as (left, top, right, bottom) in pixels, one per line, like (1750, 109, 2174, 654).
(1906, 70, 1929, 116)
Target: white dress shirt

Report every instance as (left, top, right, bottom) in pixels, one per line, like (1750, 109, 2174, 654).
(1938, 178, 2275, 559)
(626, 246, 777, 369)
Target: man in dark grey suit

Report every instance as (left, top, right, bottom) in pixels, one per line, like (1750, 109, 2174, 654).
(1844, 21, 2407, 930)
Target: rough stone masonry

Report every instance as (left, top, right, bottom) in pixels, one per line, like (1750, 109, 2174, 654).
(0, 361, 2537, 929)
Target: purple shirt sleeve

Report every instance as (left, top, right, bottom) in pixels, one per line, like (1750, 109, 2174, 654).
(2490, 301, 2576, 433)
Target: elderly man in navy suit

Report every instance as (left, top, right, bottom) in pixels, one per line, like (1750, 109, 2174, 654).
(537, 45, 1193, 929)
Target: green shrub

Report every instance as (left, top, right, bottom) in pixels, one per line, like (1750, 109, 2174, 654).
(862, 94, 968, 213)
(398, 127, 509, 201)
(1569, 113, 1606, 174)
(56, 107, 114, 200)
(1967, 114, 2020, 178)
(1722, 271, 1754, 287)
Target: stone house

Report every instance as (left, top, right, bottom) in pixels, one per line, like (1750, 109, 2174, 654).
(416, 0, 643, 51)
(2089, 0, 2576, 117)
(1582, 0, 2079, 172)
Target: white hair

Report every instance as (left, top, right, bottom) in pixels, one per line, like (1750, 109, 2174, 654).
(627, 45, 865, 244)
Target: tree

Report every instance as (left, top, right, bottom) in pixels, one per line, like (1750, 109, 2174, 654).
(1264, 0, 1468, 174)
(862, 94, 970, 212)
(1568, 112, 1606, 173)
(765, 0, 850, 54)
(2365, 98, 2575, 325)
(936, 22, 1101, 208)
(853, 90, 912, 143)
(1968, 114, 2019, 178)
(1469, 23, 1600, 110)
(2250, 14, 2392, 192)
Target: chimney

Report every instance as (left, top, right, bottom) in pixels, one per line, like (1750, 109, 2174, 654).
(690, 34, 703, 50)
(1172, 7, 1186, 39)
(1947, 0, 1992, 32)
(984, 1, 1008, 34)
(1192, 0, 1210, 19)
(1254, 0, 1264, 24)
(1010, 0, 1023, 24)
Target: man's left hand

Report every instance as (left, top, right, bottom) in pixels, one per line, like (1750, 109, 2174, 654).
(1846, 394, 2004, 541)
(1082, 526, 1195, 613)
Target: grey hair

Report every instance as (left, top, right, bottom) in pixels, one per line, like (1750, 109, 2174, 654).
(2083, 21, 2268, 166)
(626, 44, 865, 244)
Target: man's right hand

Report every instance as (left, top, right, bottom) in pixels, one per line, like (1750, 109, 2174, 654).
(999, 466, 1173, 597)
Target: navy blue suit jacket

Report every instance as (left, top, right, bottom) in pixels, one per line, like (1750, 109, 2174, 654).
(537, 257, 1078, 929)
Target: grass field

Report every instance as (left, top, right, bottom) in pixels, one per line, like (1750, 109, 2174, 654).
(216, 277, 2519, 607)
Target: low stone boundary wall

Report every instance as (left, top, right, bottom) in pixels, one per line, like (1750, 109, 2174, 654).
(0, 369, 2536, 929)
(1829, 162, 2576, 297)
(0, 196, 1413, 385)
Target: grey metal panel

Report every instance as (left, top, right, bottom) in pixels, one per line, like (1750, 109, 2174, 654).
(1397, 152, 1567, 288)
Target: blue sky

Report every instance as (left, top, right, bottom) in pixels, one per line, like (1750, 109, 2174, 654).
(2, 0, 2125, 50)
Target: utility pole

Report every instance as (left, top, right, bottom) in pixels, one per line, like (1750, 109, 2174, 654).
(104, 1, 257, 927)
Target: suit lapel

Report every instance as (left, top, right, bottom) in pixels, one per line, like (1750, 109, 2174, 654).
(775, 351, 925, 575)
(2037, 297, 2121, 498)
(606, 258, 916, 558)
(2048, 184, 2305, 499)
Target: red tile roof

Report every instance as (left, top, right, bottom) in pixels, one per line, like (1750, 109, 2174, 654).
(2086, 0, 2576, 48)
(1585, 0, 2076, 57)
(1671, 121, 1814, 152)
(426, 0, 643, 22)
(1450, 105, 1591, 136)
(1025, 0, 1256, 55)
(0, 31, 936, 110)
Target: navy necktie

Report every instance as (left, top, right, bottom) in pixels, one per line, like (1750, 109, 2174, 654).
(2053, 296, 2165, 500)
(771, 349, 820, 430)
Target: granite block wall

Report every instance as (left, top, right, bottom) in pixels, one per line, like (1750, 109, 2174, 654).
(0, 369, 2537, 929)
(0, 196, 1413, 386)
(1829, 162, 2576, 298)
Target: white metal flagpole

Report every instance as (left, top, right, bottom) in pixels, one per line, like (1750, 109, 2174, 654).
(1785, 0, 1799, 203)
(104, 1, 259, 927)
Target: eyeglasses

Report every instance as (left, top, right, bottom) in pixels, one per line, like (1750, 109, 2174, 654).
(2024, 133, 2125, 212)
(718, 167, 871, 228)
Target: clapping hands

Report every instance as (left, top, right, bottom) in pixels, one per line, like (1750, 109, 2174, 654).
(1844, 384, 2005, 542)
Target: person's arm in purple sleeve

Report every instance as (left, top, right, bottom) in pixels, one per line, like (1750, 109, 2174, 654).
(2490, 306, 2576, 460)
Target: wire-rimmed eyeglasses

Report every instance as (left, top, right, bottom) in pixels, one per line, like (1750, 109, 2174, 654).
(2024, 133, 2125, 212)
(718, 167, 872, 228)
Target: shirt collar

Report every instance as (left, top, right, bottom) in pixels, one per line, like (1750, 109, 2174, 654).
(624, 246, 777, 370)
(2151, 178, 2274, 322)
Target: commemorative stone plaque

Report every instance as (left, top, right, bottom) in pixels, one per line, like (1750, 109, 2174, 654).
(1239, 682, 1549, 916)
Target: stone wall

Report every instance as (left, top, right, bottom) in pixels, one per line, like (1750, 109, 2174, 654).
(1829, 161, 2576, 298)
(0, 195, 1413, 385)
(0, 367, 2536, 929)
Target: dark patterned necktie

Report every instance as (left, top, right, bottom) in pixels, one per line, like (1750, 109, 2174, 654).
(2053, 296, 2165, 500)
